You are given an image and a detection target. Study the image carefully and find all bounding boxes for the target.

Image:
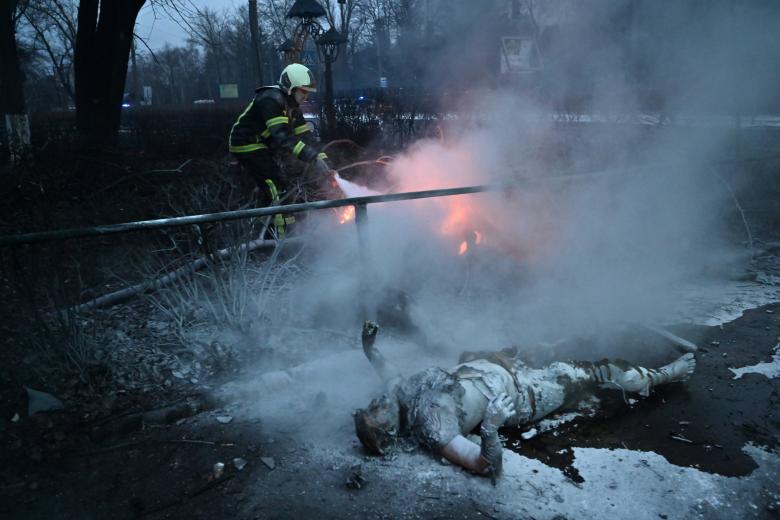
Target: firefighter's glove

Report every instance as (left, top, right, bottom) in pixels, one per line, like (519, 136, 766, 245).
(482, 393, 515, 431)
(313, 157, 331, 176)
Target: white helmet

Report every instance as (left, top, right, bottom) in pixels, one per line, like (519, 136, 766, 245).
(279, 63, 317, 95)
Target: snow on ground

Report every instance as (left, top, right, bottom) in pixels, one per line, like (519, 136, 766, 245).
(730, 340, 780, 380)
(291, 433, 780, 520)
(221, 273, 780, 520)
(493, 444, 780, 520)
(665, 279, 780, 327)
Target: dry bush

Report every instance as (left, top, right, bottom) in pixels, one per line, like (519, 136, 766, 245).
(4, 247, 110, 390)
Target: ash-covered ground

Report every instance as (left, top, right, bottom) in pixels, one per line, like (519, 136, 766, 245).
(2, 255, 779, 520)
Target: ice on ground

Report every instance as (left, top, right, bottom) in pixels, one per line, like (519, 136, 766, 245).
(730, 341, 780, 380)
(494, 443, 780, 520)
(533, 396, 600, 434)
(299, 435, 780, 520)
(667, 279, 780, 326)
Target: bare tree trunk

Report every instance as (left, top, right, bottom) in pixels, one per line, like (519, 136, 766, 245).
(0, 0, 30, 162)
(74, 0, 145, 149)
(131, 35, 141, 105)
(248, 0, 264, 85)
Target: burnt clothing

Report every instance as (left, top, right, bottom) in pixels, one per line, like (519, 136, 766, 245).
(390, 362, 516, 479)
(390, 358, 596, 452)
(228, 85, 327, 164)
(394, 368, 465, 452)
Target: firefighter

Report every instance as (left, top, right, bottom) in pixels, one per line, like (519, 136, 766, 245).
(229, 63, 333, 237)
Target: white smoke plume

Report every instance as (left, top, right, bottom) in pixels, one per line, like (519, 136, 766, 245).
(226, 0, 780, 430)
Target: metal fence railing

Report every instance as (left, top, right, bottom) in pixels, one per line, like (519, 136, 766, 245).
(3, 152, 780, 248)
(0, 184, 495, 248)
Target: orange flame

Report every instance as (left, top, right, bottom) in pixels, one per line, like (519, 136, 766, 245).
(339, 206, 355, 224)
(385, 143, 558, 263)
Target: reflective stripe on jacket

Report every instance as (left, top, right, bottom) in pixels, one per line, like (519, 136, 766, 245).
(228, 86, 327, 163)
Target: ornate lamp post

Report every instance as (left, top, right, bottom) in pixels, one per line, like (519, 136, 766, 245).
(283, 0, 348, 133)
(315, 27, 347, 133)
(315, 27, 348, 132)
(286, 0, 327, 63)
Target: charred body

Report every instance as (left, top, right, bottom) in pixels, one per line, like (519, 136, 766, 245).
(354, 321, 696, 479)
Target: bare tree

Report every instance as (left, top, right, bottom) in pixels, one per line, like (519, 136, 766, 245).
(260, 0, 295, 43)
(21, 0, 78, 106)
(185, 6, 229, 86)
(1, 0, 30, 161)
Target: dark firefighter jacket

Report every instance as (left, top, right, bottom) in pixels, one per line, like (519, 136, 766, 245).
(228, 86, 326, 163)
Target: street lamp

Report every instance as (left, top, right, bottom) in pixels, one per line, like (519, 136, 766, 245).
(316, 27, 348, 133)
(286, 0, 327, 63)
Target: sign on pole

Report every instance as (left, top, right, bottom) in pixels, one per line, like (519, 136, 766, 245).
(500, 37, 538, 74)
(219, 84, 239, 99)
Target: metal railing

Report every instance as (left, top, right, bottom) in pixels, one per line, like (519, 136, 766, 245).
(2, 153, 779, 248)
(0, 184, 495, 247)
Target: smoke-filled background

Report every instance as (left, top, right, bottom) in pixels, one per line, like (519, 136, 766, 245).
(6, 0, 780, 436)
(214, 2, 780, 407)
(5, 2, 780, 519)
(286, 104, 733, 356)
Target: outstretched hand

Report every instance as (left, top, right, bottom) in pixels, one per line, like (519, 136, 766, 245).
(483, 393, 515, 430)
(362, 320, 380, 356)
(361, 320, 396, 382)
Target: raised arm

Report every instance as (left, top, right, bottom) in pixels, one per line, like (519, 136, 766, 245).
(361, 321, 400, 383)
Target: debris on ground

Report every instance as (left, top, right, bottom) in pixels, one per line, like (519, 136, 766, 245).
(260, 457, 275, 470)
(213, 462, 225, 479)
(346, 465, 366, 489)
(521, 428, 538, 440)
(233, 457, 248, 471)
(670, 433, 694, 444)
(25, 387, 64, 415)
(216, 414, 233, 424)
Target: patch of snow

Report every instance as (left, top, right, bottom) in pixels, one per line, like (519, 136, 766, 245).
(535, 396, 599, 434)
(668, 279, 780, 326)
(729, 341, 780, 380)
(495, 444, 780, 520)
(521, 428, 538, 440)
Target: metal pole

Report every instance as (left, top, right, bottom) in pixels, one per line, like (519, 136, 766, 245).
(354, 202, 368, 256)
(730, 0, 742, 160)
(4, 155, 779, 248)
(353, 202, 374, 319)
(0, 185, 495, 247)
(324, 57, 335, 133)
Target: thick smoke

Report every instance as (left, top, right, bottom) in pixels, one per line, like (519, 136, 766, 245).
(229, 0, 779, 430)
